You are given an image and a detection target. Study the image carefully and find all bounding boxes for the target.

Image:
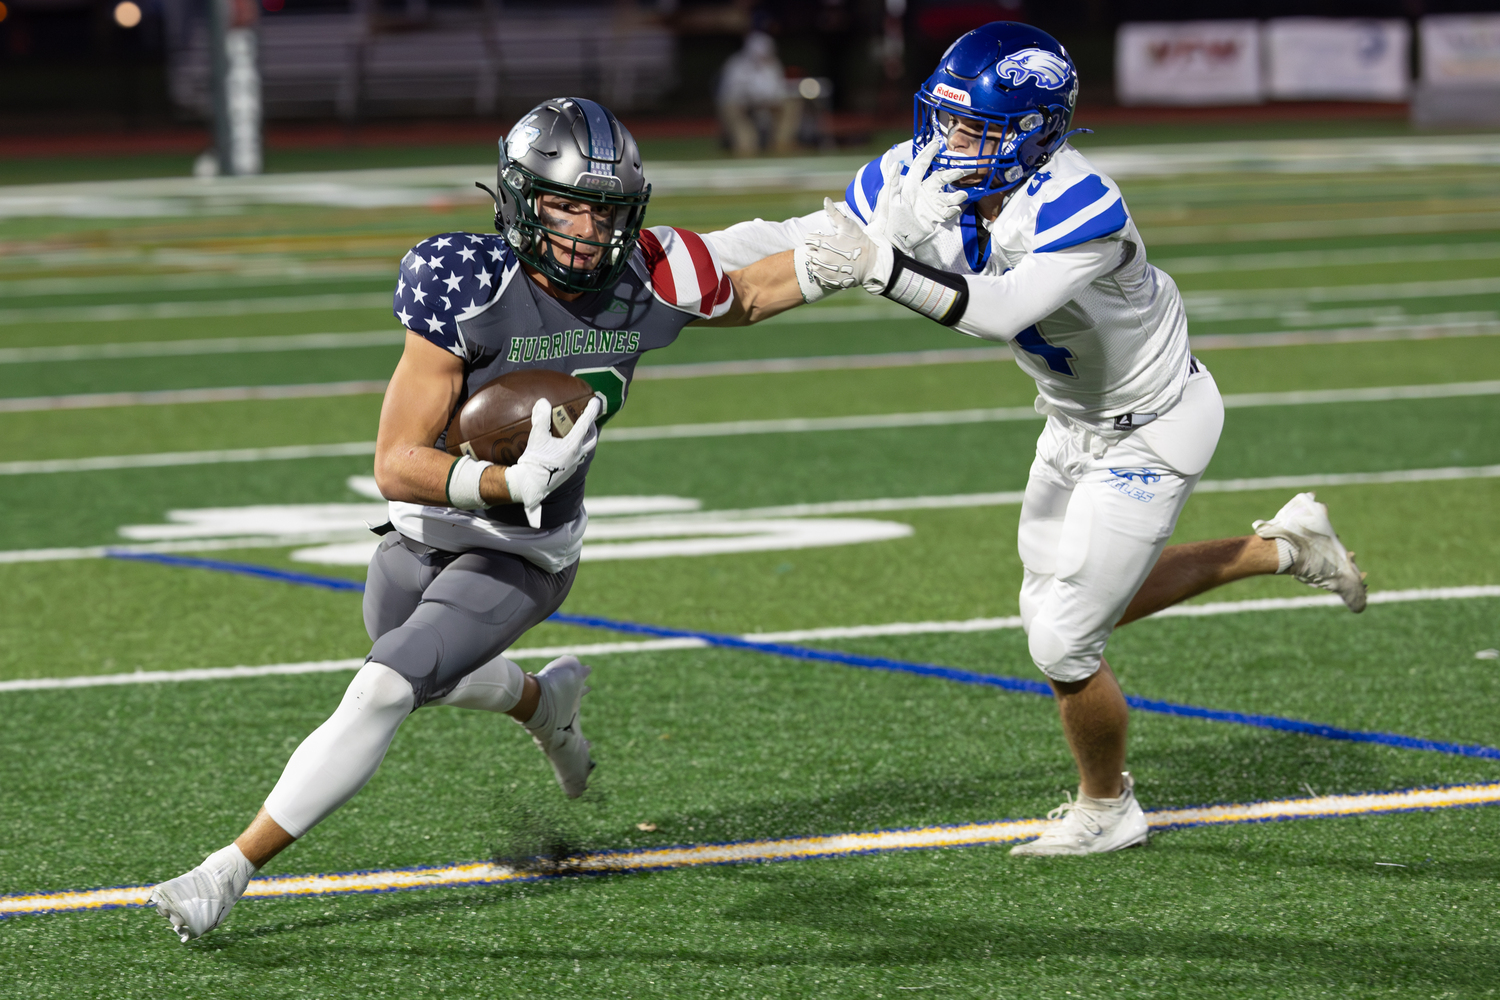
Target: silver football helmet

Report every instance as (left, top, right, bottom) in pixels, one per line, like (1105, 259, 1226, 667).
(489, 98, 651, 293)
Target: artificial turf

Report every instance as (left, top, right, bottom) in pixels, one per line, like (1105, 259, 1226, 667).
(2, 143, 1499, 999)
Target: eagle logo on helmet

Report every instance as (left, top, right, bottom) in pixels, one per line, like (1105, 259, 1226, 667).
(995, 48, 1071, 90)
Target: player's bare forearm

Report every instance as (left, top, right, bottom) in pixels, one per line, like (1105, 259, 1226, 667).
(374, 332, 515, 505)
(700, 250, 804, 326)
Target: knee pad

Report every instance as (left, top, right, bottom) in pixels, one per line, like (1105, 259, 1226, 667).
(368, 621, 444, 701)
(343, 661, 416, 716)
(1027, 618, 1102, 684)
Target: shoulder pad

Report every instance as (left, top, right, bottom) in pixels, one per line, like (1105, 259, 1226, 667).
(1028, 163, 1128, 254)
(395, 232, 515, 357)
(636, 226, 733, 320)
(844, 142, 908, 224)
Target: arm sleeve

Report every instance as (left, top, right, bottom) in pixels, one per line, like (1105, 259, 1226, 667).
(701, 209, 833, 270)
(637, 226, 735, 320)
(950, 241, 1123, 342)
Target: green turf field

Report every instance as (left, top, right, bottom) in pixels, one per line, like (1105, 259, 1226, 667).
(2, 136, 1499, 999)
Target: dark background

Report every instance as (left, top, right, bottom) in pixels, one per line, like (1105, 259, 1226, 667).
(3, 0, 1500, 133)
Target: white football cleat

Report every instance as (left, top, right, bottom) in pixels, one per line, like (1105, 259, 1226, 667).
(147, 844, 256, 943)
(1010, 772, 1150, 857)
(1253, 492, 1367, 613)
(526, 656, 595, 798)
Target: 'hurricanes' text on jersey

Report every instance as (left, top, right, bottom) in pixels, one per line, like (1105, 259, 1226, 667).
(388, 225, 732, 569)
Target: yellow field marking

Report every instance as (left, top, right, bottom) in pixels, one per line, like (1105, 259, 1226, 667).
(5, 782, 1498, 919)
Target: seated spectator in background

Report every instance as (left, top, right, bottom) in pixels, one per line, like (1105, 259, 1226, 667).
(717, 31, 799, 157)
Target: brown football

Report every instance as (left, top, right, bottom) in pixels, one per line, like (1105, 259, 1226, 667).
(443, 369, 597, 466)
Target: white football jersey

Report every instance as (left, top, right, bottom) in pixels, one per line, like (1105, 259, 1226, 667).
(708, 142, 1192, 436)
(845, 142, 1191, 434)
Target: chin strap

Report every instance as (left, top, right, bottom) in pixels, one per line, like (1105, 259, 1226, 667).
(880, 250, 970, 327)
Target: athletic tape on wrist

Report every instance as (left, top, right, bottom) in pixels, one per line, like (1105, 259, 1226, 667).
(445, 454, 493, 510)
(880, 250, 969, 326)
(791, 244, 829, 303)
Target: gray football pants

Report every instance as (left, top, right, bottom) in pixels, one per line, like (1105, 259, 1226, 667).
(363, 533, 578, 706)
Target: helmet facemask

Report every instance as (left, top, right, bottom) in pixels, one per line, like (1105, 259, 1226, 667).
(496, 165, 651, 294)
(914, 93, 1067, 202)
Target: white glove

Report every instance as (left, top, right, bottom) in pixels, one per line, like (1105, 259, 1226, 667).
(867, 139, 968, 255)
(504, 395, 602, 528)
(800, 198, 894, 295)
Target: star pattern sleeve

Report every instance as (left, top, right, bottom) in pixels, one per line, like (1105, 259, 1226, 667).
(393, 232, 512, 359)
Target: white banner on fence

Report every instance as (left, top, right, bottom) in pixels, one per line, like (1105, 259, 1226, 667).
(1264, 18, 1410, 101)
(1116, 20, 1262, 106)
(1421, 14, 1500, 85)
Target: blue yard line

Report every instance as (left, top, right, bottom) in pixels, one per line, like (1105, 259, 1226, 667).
(110, 554, 1500, 761)
(106, 551, 366, 592)
(550, 611, 1500, 762)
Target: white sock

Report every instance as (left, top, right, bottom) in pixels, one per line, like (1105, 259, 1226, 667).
(1274, 537, 1296, 574)
(263, 662, 414, 839)
(522, 672, 556, 733)
(432, 654, 526, 714)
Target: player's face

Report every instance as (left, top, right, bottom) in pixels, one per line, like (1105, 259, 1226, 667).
(535, 193, 617, 271)
(938, 112, 1008, 187)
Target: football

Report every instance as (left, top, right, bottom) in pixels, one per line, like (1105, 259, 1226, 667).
(443, 369, 597, 466)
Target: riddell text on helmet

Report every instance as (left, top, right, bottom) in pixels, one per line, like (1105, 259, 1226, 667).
(932, 83, 972, 106)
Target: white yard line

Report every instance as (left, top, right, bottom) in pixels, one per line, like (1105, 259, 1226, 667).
(1155, 241, 1500, 275)
(0, 442, 377, 476)
(635, 346, 1013, 378)
(609, 381, 1500, 441)
(3, 584, 1495, 692)
(3, 319, 1493, 377)
(0, 292, 390, 326)
(1, 273, 1490, 329)
(0, 380, 388, 414)
(1147, 210, 1500, 246)
(0, 330, 403, 365)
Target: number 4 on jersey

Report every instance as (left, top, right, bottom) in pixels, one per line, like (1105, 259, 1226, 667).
(1014, 325, 1078, 378)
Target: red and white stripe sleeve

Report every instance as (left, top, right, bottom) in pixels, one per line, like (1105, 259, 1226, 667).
(636, 226, 735, 320)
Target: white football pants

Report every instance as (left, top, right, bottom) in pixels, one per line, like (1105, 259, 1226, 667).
(1017, 366, 1225, 683)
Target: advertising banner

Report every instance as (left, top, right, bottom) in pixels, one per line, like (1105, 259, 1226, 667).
(1421, 14, 1500, 84)
(1116, 21, 1262, 106)
(1264, 19, 1410, 101)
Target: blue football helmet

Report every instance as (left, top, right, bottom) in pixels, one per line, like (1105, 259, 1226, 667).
(914, 22, 1081, 201)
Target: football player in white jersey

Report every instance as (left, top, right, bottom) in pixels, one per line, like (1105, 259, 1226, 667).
(704, 22, 1367, 856)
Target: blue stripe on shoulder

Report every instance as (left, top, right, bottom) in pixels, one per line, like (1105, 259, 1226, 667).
(843, 158, 884, 224)
(1035, 198, 1129, 253)
(1035, 174, 1110, 235)
(843, 177, 865, 222)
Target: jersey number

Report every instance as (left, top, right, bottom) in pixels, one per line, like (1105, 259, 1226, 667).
(1014, 326, 1077, 378)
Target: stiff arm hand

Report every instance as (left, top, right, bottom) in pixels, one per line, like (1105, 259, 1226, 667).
(505, 396, 603, 527)
(866, 139, 968, 255)
(798, 198, 894, 294)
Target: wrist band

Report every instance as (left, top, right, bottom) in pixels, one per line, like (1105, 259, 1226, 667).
(791, 244, 829, 303)
(445, 455, 494, 510)
(880, 250, 969, 326)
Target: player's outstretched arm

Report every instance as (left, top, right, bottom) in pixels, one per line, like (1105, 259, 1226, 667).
(697, 249, 808, 327)
(374, 332, 514, 507)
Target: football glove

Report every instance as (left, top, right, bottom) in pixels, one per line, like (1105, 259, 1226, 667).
(504, 395, 602, 528)
(867, 139, 968, 255)
(801, 198, 894, 295)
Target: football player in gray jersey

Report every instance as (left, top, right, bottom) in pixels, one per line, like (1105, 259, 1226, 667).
(147, 98, 804, 943)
